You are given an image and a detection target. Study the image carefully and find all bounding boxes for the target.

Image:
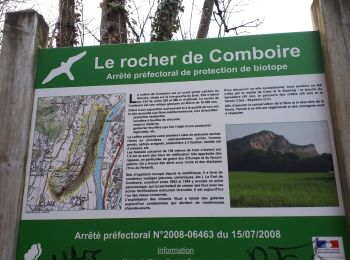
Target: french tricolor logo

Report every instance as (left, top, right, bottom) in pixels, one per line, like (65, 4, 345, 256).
(317, 239, 340, 249)
(313, 236, 345, 260)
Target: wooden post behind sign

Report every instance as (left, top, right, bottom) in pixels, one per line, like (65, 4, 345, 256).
(312, 0, 350, 233)
(0, 10, 48, 260)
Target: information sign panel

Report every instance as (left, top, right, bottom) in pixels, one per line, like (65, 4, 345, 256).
(17, 31, 348, 260)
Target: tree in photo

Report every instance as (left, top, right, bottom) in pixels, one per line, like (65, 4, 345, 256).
(56, 0, 78, 47)
(197, 0, 215, 38)
(100, 0, 128, 44)
(1, 0, 263, 47)
(150, 0, 184, 42)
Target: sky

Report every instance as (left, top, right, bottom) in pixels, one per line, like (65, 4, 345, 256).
(226, 121, 332, 154)
(22, 0, 315, 46)
(250, 0, 314, 34)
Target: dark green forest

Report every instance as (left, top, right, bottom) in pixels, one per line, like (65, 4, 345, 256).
(227, 149, 334, 172)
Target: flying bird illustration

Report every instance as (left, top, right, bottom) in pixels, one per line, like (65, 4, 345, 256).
(42, 51, 87, 84)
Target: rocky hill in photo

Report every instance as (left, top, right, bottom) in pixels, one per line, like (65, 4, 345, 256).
(227, 130, 319, 158)
(226, 130, 333, 172)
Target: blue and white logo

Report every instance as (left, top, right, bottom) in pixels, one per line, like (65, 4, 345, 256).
(313, 237, 345, 260)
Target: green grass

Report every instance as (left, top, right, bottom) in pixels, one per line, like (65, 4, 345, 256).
(229, 171, 339, 207)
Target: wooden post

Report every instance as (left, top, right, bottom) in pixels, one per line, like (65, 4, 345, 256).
(0, 10, 48, 260)
(312, 0, 350, 232)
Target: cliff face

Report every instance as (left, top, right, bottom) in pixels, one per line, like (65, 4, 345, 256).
(227, 130, 319, 158)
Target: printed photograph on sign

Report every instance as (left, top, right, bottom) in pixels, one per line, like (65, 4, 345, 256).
(25, 94, 125, 212)
(226, 121, 338, 208)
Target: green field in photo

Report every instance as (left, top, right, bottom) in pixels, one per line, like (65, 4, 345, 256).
(229, 171, 339, 207)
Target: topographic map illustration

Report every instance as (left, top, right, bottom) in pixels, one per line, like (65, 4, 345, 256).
(26, 94, 125, 212)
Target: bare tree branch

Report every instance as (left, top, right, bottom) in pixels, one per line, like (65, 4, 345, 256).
(82, 23, 101, 44)
(127, 0, 156, 42)
(213, 0, 262, 36)
(126, 17, 140, 42)
(189, 0, 194, 38)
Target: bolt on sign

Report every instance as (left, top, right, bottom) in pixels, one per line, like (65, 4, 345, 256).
(17, 31, 348, 259)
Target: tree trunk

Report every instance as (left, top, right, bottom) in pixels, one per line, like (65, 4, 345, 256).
(100, 0, 128, 44)
(197, 0, 215, 39)
(56, 0, 76, 47)
(151, 0, 183, 42)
